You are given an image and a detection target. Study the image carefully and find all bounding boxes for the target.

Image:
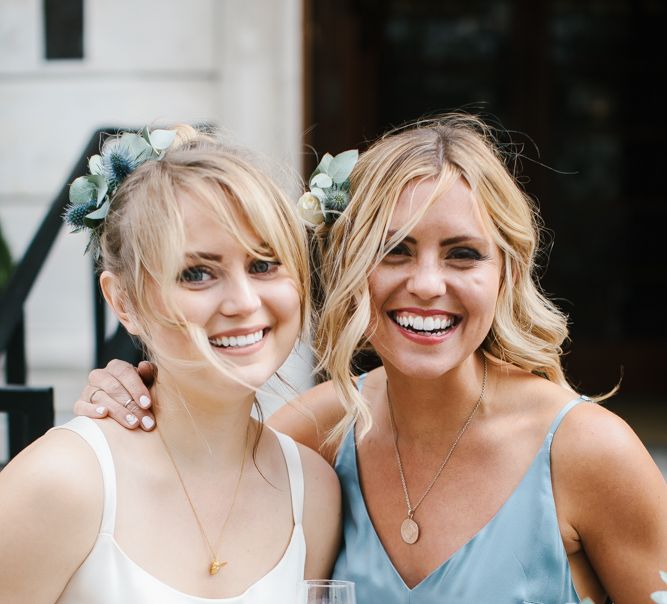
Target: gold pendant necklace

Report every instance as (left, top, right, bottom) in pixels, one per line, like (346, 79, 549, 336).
(157, 424, 249, 575)
(387, 354, 488, 545)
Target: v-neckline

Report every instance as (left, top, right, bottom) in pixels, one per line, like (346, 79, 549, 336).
(348, 416, 553, 592)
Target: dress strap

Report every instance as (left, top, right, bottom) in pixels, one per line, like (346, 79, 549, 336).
(547, 395, 591, 437)
(53, 416, 117, 535)
(272, 430, 304, 525)
(355, 373, 368, 394)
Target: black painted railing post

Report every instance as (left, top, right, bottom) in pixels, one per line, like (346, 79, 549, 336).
(4, 310, 26, 385)
(93, 255, 105, 368)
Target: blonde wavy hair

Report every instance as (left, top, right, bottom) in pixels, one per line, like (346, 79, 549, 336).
(98, 125, 310, 397)
(315, 113, 572, 446)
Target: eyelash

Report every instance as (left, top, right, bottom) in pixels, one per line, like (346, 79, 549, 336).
(385, 244, 488, 263)
(178, 259, 281, 284)
(179, 265, 214, 283)
(249, 259, 280, 275)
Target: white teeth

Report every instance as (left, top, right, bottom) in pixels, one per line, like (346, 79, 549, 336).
(210, 329, 264, 348)
(392, 313, 455, 333)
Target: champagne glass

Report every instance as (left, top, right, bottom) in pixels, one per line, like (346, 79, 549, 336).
(297, 579, 356, 604)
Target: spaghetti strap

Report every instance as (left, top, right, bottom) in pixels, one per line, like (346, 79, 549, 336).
(547, 395, 591, 437)
(272, 430, 304, 525)
(52, 417, 117, 535)
(355, 373, 368, 394)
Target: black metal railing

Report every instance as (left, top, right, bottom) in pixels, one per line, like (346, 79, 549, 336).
(1, 127, 140, 461)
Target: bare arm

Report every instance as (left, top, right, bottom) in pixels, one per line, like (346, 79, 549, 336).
(299, 443, 342, 578)
(0, 429, 103, 603)
(553, 403, 667, 603)
(268, 380, 347, 465)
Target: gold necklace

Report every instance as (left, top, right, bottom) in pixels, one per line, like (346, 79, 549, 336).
(157, 424, 250, 575)
(387, 354, 488, 545)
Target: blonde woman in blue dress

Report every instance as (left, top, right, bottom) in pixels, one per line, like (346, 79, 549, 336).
(0, 126, 340, 603)
(73, 115, 667, 603)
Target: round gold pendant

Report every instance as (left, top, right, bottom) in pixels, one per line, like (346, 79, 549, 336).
(400, 517, 419, 544)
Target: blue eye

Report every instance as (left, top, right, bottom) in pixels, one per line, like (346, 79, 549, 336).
(179, 266, 213, 283)
(249, 259, 279, 275)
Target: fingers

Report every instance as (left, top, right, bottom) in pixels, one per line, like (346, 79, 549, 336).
(137, 361, 157, 388)
(86, 386, 155, 431)
(72, 359, 157, 432)
(73, 398, 109, 419)
(104, 359, 153, 410)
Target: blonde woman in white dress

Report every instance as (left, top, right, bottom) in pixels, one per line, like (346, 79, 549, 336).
(0, 125, 340, 603)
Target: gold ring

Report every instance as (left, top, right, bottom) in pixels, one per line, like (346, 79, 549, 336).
(89, 387, 103, 404)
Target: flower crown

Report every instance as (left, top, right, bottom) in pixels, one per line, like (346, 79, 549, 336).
(64, 127, 177, 253)
(296, 149, 359, 226)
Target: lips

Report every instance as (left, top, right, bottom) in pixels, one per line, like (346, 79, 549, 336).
(389, 310, 461, 337)
(208, 327, 269, 349)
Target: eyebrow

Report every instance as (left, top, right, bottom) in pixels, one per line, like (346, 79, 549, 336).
(386, 230, 486, 246)
(185, 252, 222, 262)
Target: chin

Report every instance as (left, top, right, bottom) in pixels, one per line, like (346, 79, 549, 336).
(378, 353, 456, 381)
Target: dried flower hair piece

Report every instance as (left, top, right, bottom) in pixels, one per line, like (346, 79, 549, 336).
(64, 127, 177, 254)
(297, 149, 358, 226)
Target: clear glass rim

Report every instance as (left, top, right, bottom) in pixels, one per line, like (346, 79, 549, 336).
(300, 579, 354, 588)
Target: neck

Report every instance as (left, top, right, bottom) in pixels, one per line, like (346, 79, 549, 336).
(383, 352, 489, 443)
(151, 372, 256, 468)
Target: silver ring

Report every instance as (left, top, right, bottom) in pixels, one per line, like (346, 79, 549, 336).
(89, 387, 103, 404)
(122, 398, 134, 409)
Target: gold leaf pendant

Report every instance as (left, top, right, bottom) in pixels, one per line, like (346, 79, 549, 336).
(209, 559, 227, 575)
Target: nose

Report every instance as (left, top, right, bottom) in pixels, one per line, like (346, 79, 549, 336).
(219, 272, 261, 316)
(406, 256, 446, 300)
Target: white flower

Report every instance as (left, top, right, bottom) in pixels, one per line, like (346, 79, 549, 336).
(297, 192, 324, 226)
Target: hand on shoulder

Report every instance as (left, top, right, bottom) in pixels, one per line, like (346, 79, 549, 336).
(0, 424, 104, 602)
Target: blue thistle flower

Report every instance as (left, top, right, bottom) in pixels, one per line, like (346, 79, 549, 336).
(100, 142, 142, 190)
(323, 189, 350, 224)
(64, 202, 97, 230)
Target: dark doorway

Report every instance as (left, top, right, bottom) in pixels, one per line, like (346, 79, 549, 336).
(304, 0, 667, 407)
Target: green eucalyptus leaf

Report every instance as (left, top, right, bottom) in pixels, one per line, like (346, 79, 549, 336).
(314, 152, 334, 175)
(148, 129, 177, 151)
(328, 149, 359, 184)
(140, 127, 152, 145)
(87, 174, 108, 205)
(83, 199, 110, 227)
(125, 132, 154, 162)
(88, 155, 104, 175)
(310, 173, 333, 189)
(69, 176, 97, 205)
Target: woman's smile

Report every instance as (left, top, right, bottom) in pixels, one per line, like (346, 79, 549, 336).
(368, 176, 501, 376)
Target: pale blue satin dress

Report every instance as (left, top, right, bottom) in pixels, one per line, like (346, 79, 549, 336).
(332, 374, 588, 604)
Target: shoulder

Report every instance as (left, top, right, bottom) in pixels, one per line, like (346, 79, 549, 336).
(1, 422, 103, 507)
(0, 422, 104, 601)
(297, 441, 341, 513)
(296, 441, 342, 579)
(551, 399, 658, 479)
(268, 379, 346, 455)
(551, 402, 667, 600)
